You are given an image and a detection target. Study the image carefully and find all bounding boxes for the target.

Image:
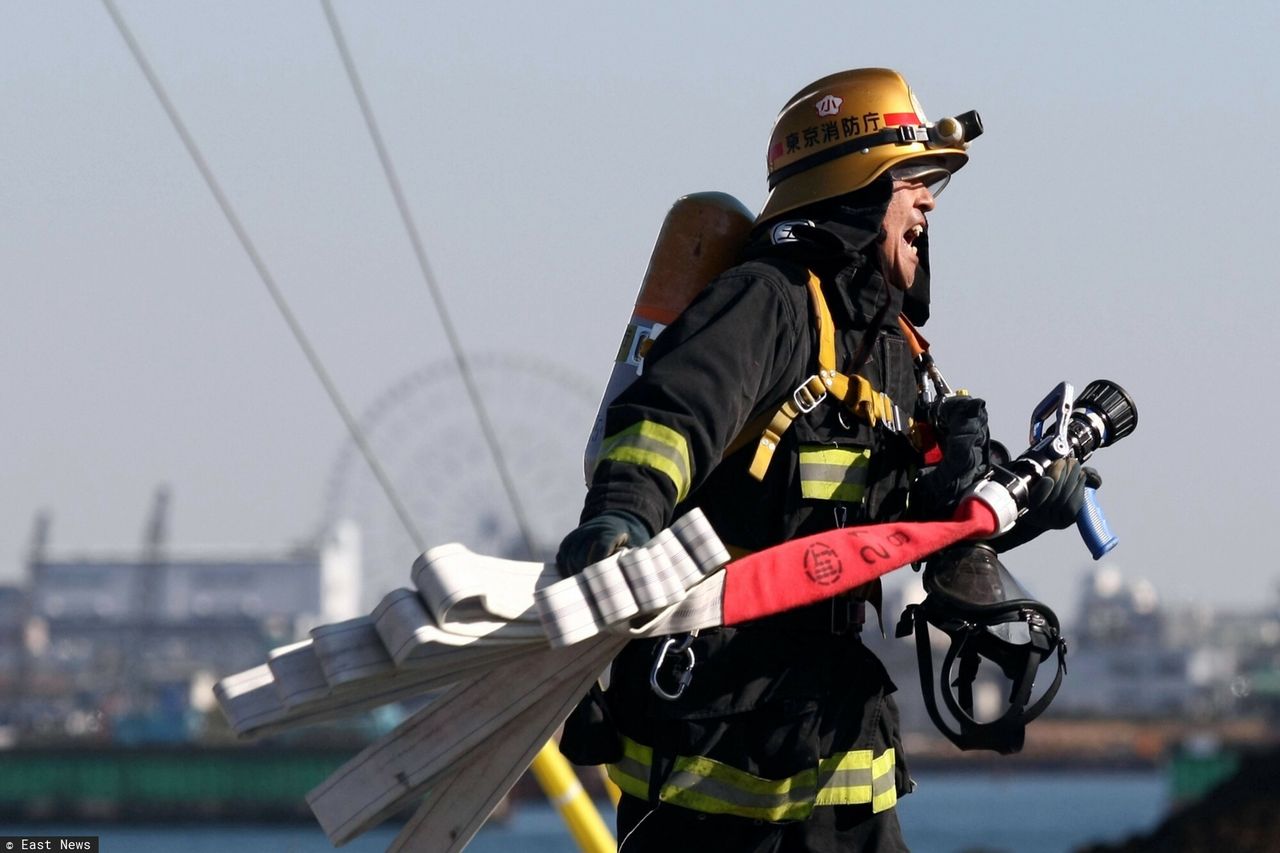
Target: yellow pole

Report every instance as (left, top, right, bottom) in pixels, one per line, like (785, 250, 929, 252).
(528, 742, 617, 853)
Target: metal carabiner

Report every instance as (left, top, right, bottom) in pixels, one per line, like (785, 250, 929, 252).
(649, 634, 697, 701)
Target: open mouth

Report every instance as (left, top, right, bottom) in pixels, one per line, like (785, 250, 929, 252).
(904, 223, 926, 255)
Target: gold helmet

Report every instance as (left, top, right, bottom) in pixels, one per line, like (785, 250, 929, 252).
(758, 68, 982, 222)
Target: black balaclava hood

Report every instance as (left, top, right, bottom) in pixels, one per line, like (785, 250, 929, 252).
(749, 178, 933, 325)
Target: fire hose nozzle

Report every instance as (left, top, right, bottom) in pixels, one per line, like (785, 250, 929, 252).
(1073, 379, 1137, 452)
(968, 379, 1137, 553)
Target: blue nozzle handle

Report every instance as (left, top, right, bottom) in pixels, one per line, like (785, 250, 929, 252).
(1076, 487, 1117, 559)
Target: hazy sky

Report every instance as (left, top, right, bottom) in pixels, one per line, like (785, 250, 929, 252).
(4, 1, 1278, 620)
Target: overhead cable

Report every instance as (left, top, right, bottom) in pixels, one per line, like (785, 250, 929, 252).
(319, 0, 540, 558)
(99, 0, 427, 552)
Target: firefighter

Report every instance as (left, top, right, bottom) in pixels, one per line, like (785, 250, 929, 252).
(557, 68, 1089, 852)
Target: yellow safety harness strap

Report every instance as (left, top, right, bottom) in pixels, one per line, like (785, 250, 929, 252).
(745, 374, 828, 480)
(809, 272, 838, 377)
(845, 374, 898, 428)
(746, 271, 905, 481)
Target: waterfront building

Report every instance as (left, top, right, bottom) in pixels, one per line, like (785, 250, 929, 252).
(0, 585, 27, 743)
(9, 493, 361, 744)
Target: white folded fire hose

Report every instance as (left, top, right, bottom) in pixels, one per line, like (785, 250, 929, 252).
(216, 508, 731, 851)
(216, 499, 1000, 850)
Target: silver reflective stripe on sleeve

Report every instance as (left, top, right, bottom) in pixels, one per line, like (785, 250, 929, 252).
(597, 420, 693, 502)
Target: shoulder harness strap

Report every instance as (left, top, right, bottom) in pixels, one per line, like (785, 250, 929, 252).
(743, 271, 909, 481)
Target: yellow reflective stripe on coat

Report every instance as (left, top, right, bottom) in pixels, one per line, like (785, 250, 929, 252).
(607, 736, 898, 819)
(798, 445, 871, 502)
(814, 748, 898, 812)
(605, 736, 653, 801)
(661, 754, 817, 821)
(597, 421, 693, 502)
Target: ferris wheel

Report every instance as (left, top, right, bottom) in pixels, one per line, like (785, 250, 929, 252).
(317, 351, 601, 607)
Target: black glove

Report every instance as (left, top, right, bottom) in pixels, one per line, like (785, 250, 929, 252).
(993, 458, 1102, 551)
(555, 510, 652, 577)
(911, 396, 990, 518)
(1026, 458, 1101, 528)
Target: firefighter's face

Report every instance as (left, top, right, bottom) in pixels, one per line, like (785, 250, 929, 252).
(879, 179, 936, 290)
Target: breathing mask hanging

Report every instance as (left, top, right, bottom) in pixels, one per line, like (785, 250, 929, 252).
(896, 543, 1066, 754)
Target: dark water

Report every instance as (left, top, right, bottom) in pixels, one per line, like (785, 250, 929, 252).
(899, 770, 1165, 852)
(12, 769, 1166, 852)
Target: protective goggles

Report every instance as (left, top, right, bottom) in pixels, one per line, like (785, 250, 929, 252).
(889, 161, 952, 197)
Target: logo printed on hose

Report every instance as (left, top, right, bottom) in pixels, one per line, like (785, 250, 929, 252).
(803, 543, 843, 586)
(815, 94, 843, 117)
